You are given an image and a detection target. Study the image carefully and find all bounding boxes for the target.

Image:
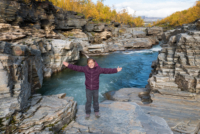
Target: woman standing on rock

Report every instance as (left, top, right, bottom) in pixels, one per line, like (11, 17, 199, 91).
(63, 58, 122, 119)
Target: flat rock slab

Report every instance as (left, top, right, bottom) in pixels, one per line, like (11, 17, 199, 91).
(104, 88, 147, 102)
(139, 93, 200, 134)
(71, 100, 172, 134)
(104, 88, 200, 133)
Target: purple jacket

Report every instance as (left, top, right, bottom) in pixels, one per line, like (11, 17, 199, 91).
(67, 61, 118, 90)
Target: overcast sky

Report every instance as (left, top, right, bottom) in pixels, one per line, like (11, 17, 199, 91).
(93, 0, 197, 18)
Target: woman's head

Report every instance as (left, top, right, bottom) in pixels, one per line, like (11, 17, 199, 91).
(87, 58, 95, 68)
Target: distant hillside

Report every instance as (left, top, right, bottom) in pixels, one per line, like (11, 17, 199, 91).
(153, 1, 200, 28)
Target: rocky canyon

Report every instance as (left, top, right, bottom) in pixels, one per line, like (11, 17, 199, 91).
(2, 0, 199, 134)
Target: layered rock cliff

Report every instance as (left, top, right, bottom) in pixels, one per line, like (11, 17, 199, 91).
(148, 21, 200, 94)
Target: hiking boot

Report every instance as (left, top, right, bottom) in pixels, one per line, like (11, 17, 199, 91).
(85, 114, 90, 120)
(95, 112, 100, 118)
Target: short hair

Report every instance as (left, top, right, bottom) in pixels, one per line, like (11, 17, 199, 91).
(87, 58, 95, 64)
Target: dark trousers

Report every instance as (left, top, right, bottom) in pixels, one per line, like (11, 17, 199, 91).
(85, 88, 99, 114)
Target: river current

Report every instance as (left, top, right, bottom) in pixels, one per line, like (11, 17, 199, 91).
(36, 43, 161, 105)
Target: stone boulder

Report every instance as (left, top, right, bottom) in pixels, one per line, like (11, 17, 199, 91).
(146, 27, 163, 35)
(120, 33, 133, 39)
(162, 28, 185, 43)
(146, 27, 163, 40)
(85, 23, 95, 32)
(99, 30, 112, 40)
(113, 22, 120, 27)
(87, 44, 107, 54)
(148, 36, 159, 45)
(124, 38, 153, 48)
(62, 29, 88, 41)
(132, 31, 146, 38)
(51, 39, 74, 51)
(131, 27, 147, 32)
(86, 30, 111, 44)
(107, 41, 125, 52)
(93, 24, 105, 32)
(85, 23, 105, 32)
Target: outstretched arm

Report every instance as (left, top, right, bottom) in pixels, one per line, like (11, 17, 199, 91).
(63, 61, 85, 72)
(100, 66, 122, 74)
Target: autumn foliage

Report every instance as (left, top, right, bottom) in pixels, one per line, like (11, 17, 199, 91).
(154, 1, 200, 27)
(24, 0, 144, 27)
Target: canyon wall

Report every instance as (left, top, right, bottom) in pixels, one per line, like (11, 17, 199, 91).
(0, 0, 163, 133)
(148, 20, 200, 94)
